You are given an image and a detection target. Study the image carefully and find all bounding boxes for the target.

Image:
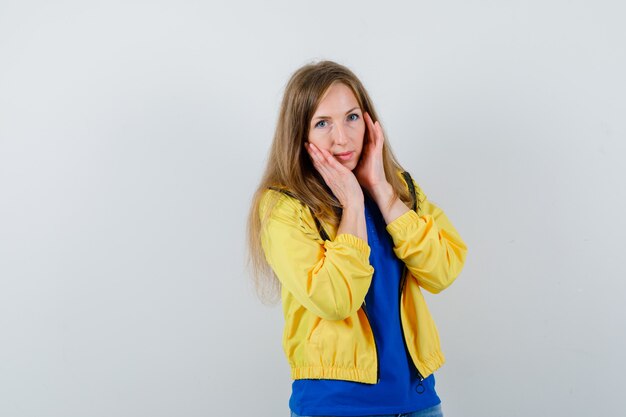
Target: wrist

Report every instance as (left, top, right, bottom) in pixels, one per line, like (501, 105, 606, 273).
(342, 200, 364, 212)
(369, 182, 394, 206)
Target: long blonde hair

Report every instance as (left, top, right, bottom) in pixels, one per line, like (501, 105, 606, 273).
(246, 60, 413, 304)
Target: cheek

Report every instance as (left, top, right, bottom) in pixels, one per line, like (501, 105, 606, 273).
(308, 131, 329, 152)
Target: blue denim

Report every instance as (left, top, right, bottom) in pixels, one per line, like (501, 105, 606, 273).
(289, 402, 443, 417)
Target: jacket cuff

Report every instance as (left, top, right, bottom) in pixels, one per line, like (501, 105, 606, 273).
(330, 233, 371, 259)
(385, 209, 421, 236)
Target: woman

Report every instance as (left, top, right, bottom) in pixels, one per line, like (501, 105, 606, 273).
(246, 60, 468, 417)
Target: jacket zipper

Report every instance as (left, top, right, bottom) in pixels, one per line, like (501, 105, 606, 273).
(361, 300, 380, 383)
(399, 265, 425, 383)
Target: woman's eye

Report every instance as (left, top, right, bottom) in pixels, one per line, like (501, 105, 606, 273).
(315, 120, 328, 128)
(348, 113, 360, 121)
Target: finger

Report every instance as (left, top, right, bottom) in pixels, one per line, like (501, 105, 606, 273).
(307, 142, 327, 166)
(374, 121, 385, 149)
(365, 111, 375, 128)
(308, 142, 327, 163)
(364, 112, 373, 137)
(315, 148, 351, 192)
(366, 114, 384, 149)
(364, 112, 379, 147)
(319, 146, 349, 174)
(308, 143, 337, 180)
(309, 143, 349, 180)
(305, 142, 317, 160)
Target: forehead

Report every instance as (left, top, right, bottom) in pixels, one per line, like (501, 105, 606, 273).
(314, 83, 359, 112)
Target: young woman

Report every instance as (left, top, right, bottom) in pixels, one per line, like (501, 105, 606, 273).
(246, 60, 468, 417)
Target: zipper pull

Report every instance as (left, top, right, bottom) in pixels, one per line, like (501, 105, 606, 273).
(415, 369, 425, 393)
(415, 380, 425, 394)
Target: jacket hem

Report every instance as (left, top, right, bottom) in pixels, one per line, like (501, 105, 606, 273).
(291, 366, 377, 384)
(414, 350, 446, 378)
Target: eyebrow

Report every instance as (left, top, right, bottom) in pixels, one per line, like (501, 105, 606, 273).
(312, 107, 361, 120)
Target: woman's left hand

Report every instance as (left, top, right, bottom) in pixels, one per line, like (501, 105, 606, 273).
(354, 112, 389, 193)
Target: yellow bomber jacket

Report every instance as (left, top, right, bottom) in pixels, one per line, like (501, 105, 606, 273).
(259, 171, 468, 384)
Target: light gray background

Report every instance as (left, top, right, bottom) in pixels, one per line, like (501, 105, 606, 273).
(1, 1, 624, 416)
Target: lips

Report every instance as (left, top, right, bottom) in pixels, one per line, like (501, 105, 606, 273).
(335, 151, 354, 161)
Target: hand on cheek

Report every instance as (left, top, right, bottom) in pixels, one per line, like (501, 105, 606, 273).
(305, 141, 364, 208)
(353, 112, 388, 193)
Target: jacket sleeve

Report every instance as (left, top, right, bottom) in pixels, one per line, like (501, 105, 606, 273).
(259, 190, 375, 321)
(385, 179, 468, 294)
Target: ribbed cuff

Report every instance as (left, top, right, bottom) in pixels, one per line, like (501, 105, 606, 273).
(333, 233, 371, 257)
(385, 209, 421, 235)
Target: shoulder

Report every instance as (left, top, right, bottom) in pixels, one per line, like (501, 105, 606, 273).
(259, 188, 303, 220)
(259, 188, 324, 242)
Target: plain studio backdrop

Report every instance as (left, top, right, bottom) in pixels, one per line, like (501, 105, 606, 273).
(1, 1, 625, 416)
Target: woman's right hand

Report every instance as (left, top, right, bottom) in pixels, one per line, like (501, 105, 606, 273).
(305, 142, 364, 209)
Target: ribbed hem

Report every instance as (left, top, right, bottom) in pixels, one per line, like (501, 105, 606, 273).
(415, 350, 446, 378)
(291, 365, 377, 384)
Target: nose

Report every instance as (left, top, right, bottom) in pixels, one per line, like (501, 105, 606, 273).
(332, 124, 348, 146)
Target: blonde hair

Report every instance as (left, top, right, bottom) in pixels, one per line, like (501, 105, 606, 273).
(246, 60, 413, 304)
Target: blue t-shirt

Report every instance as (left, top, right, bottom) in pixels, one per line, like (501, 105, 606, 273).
(289, 193, 441, 416)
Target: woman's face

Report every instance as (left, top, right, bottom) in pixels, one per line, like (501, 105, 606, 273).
(307, 82, 365, 171)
